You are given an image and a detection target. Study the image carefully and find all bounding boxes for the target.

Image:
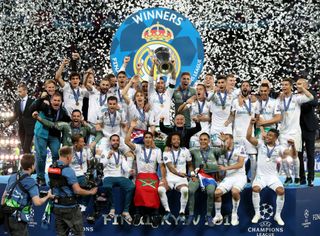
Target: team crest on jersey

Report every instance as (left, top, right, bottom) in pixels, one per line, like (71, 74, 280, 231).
(110, 8, 204, 86)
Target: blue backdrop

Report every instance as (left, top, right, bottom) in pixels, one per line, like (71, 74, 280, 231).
(0, 177, 320, 236)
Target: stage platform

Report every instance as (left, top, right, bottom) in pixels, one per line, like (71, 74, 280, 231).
(0, 176, 319, 236)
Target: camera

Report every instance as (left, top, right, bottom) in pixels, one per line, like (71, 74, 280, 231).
(39, 190, 49, 198)
(81, 162, 104, 190)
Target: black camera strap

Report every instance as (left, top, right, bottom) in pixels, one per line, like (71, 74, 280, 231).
(7, 173, 32, 202)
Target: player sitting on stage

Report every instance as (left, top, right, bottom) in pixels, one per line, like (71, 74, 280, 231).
(246, 118, 296, 226)
(213, 133, 247, 226)
(158, 132, 192, 224)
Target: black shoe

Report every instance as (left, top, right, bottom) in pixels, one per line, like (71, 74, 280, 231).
(133, 214, 142, 226)
(177, 213, 186, 224)
(37, 177, 46, 186)
(87, 211, 99, 224)
(308, 180, 314, 187)
(300, 179, 307, 185)
(151, 215, 161, 228)
(284, 177, 293, 186)
(294, 178, 300, 185)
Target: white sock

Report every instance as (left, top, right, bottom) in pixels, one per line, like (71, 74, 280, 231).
(252, 192, 260, 215)
(276, 195, 285, 216)
(158, 186, 170, 212)
(232, 198, 240, 214)
(179, 186, 188, 213)
(281, 159, 291, 178)
(215, 202, 222, 215)
(292, 158, 300, 178)
(250, 155, 257, 181)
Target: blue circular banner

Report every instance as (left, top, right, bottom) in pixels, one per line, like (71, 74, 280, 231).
(110, 7, 204, 86)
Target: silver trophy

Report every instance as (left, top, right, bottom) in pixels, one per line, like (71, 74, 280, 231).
(154, 47, 174, 74)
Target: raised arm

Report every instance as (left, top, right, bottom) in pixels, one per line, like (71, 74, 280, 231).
(118, 56, 130, 72)
(83, 68, 95, 91)
(55, 58, 69, 88)
(297, 82, 314, 100)
(246, 118, 258, 146)
(125, 119, 137, 151)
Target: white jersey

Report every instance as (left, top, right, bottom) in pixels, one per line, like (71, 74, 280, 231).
(99, 148, 129, 177)
(255, 98, 281, 129)
(127, 100, 152, 130)
(62, 82, 87, 116)
(98, 110, 127, 138)
(114, 88, 129, 117)
(190, 99, 211, 133)
(70, 147, 92, 177)
(148, 76, 175, 126)
(230, 88, 240, 98)
(256, 140, 286, 176)
(232, 97, 257, 139)
(163, 147, 192, 178)
(209, 91, 234, 133)
(134, 144, 162, 174)
(221, 145, 246, 176)
(277, 94, 311, 136)
(87, 87, 113, 124)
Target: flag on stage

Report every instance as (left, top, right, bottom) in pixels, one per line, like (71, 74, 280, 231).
(197, 169, 217, 188)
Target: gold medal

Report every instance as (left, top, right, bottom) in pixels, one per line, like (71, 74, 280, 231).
(76, 102, 79, 106)
(174, 164, 177, 168)
(80, 165, 83, 170)
(160, 104, 164, 108)
(116, 164, 120, 168)
(222, 106, 226, 110)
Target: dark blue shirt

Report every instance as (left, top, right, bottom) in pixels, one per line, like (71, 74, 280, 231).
(52, 160, 78, 208)
(5, 171, 38, 210)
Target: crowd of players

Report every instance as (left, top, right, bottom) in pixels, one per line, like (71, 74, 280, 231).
(2, 53, 319, 234)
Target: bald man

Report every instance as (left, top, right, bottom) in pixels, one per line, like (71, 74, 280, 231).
(297, 78, 319, 186)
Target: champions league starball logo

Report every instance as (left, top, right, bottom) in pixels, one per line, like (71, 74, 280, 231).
(260, 203, 274, 220)
(110, 8, 204, 85)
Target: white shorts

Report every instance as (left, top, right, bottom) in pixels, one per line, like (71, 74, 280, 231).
(217, 174, 247, 194)
(97, 137, 131, 154)
(167, 175, 188, 190)
(252, 175, 283, 191)
(279, 133, 302, 152)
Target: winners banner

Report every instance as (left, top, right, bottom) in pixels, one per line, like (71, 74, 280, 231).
(110, 8, 204, 85)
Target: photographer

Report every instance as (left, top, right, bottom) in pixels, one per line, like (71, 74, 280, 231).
(1, 154, 54, 236)
(49, 146, 97, 236)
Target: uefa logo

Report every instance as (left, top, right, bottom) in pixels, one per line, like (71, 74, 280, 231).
(110, 8, 204, 86)
(260, 203, 274, 220)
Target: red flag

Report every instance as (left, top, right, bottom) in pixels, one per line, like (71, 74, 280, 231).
(134, 173, 160, 208)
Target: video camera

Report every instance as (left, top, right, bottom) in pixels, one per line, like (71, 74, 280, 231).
(81, 161, 104, 190)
